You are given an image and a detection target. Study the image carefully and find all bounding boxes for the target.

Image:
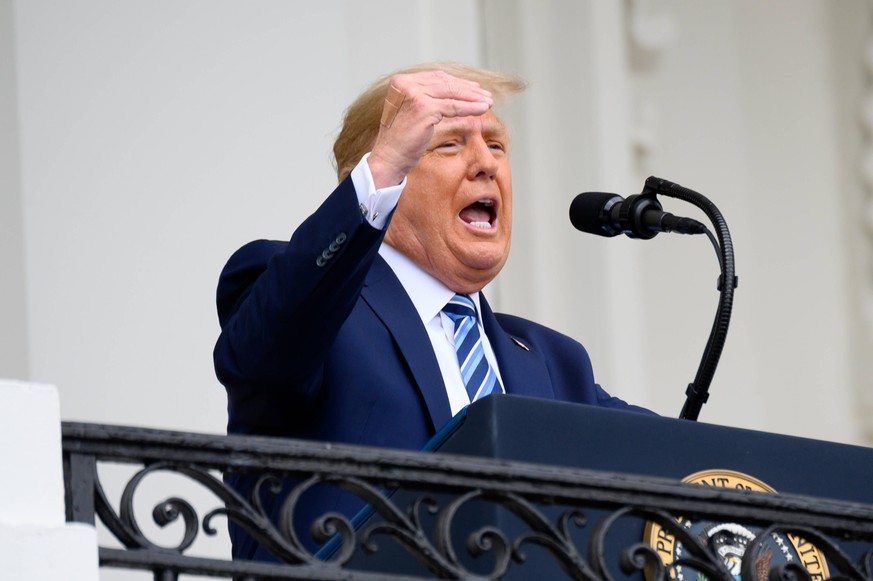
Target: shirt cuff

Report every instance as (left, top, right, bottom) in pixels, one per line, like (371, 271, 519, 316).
(350, 153, 405, 230)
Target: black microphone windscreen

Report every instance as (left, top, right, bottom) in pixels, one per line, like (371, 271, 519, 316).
(569, 192, 621, 237)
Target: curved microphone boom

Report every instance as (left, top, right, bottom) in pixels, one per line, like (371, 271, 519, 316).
(568, 178, 737, 421)
(569, 192, 706, 239)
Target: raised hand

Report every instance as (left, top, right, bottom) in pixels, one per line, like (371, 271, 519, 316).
(367, 71, 493, 189)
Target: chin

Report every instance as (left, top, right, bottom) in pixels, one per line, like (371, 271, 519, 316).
(461, 258, 507, 287)
(458, 248, 503, 270)
(466, 242, 509, 270)
(436, 259, 500, 294)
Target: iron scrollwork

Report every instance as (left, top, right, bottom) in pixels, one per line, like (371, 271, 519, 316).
(62, 422, 873, 580)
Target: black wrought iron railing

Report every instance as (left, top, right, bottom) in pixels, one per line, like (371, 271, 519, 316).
(62, 421, 873, 580)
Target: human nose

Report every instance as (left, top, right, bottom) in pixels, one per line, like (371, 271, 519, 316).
(466, 137, 499, 180)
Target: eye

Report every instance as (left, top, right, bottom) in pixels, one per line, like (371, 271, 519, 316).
(437, 141, 460, 149)
(488, 141, 507, 153)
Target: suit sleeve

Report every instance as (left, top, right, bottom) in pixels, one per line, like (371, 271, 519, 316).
(213, 176, 388, 433)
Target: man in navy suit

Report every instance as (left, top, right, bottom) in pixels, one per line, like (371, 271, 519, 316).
(214, 63, 649, 561)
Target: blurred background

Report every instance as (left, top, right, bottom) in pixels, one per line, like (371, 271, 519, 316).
(3, 0, 872, 575)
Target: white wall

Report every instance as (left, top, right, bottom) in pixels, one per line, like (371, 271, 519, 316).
(0, 0, 28, 380)
(623, 0, 857, 441)
(11, 0, 482, 435)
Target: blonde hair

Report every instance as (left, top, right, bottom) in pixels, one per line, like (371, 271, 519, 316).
(332, 62, 527, 182)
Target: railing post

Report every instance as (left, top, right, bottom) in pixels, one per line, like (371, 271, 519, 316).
(154, 569, 178, 581)
(63, 451, 96, 525)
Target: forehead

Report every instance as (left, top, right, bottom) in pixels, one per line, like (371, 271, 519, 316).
(432, 111, 508, 138)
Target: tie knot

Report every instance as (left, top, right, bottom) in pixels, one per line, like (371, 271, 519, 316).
(442, 294, 476, 321)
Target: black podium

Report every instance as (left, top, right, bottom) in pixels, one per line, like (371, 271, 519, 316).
(342, 395, 873, 577)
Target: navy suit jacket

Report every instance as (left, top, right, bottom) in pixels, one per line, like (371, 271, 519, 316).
(214, 175, 649, 560)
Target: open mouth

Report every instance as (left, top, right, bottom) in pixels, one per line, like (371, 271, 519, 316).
(459, 199, 497, 230)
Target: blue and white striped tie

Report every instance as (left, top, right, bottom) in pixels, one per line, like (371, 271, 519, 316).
(442, 294, 503, 402)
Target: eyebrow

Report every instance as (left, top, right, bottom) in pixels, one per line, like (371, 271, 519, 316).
(433, 117, 508, 140)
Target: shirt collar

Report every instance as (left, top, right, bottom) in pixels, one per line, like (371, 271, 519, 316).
(379, 243, 483, 323)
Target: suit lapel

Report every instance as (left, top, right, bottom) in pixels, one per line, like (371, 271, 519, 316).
(479, 294, 555, 400)
(360, 257, 453, 431)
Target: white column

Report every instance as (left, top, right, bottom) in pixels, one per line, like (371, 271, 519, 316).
(482, 0, 647, 406)
(0, 380, 98, 580)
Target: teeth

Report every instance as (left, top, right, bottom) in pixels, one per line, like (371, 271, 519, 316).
(470, 221, 491, 229)
(480, 200, 494, 207)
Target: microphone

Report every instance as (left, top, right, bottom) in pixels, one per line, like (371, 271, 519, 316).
(569, 192, 707, 239)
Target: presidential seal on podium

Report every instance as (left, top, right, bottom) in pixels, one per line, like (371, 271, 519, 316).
(644, 469, 829, 581)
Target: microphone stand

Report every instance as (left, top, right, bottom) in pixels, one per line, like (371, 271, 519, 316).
(643, 176, 737, 421)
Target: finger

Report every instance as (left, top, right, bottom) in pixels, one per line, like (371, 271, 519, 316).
(395, 71, 493, 105)
(382, 82, 491, 129)
(422, 79, 492, 104)
(380, 85, 406, 128)
(435, 98, 492, 119)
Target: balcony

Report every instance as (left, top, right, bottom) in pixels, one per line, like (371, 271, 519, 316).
(61, 419, 873, 580)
